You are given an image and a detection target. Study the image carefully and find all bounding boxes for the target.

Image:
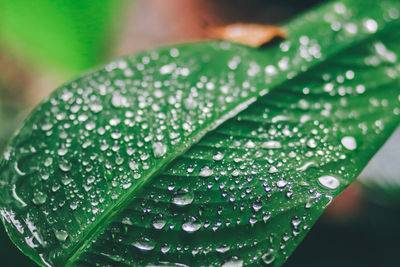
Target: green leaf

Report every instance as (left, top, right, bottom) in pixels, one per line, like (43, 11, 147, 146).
(0, 0, 126, 75)
(0, 0, 399, 266)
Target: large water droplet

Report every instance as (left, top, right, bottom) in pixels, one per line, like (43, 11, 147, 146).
(152, 215, 166, 230)
(55, 230, 68, 242)
(318, 175, 340, 190)
(152, 142, 167, 158)
(199, 166, 213, 177)
(172, 189, 194, 206)
(213, 152, 224, 161)
(261, 249, 276, 265)
(341, 136, 357, 150)
(262, 141, 282, 149)
(182, 216, 201, 233)
(222, 256, 243, 267)
(32, 191, 47, 205)
(133, 237, 155, 251)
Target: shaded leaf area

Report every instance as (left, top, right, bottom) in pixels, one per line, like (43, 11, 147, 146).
(0, 0, 125, 75)
(285, 192, 400, 267)
(0, 224, 35, 267)
(72, 31, 400, 267)
(0, 0, 399, 266)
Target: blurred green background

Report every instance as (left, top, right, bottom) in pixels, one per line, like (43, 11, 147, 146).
(0, 0, 399, 266)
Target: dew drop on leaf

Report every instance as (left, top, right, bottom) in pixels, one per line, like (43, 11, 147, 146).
(261, 249, 276, 265)
(341, 136, 357, 150)
(32, 191, 47, 205)
(152, 215, 166, 230)
(152, 142, 167, 158)
(269, 166, 278, 174)
(216, 245, 231, 253)
(59, 161, 72, 172)
(222, 256, 244, 267)
(55, 230, 68, 242)
(182, 216, 201, 233)
(199, 166, 213, 177)
(132, 237, 155, 251)
(172, 189, 194, 206)
(276, 179, 288, 188)
(262, 140, 282, 149)
(318, 175, 340, 190)
(213, 152, 224, 161)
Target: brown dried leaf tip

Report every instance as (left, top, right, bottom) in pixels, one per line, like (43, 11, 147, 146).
(207, 23, 287, 48)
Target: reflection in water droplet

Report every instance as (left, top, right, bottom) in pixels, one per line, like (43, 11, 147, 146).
(182, 216, 201, 233)
(269, 166, 278, 174)
(55, 230, 68, 242)
(59, 161, 72, 172)
(32, 191, 47, 205)
(262, 140, 282, 149)
(261, 249, 276, 265)
(216, 245, 230, 253)
(152, 215, 166, 230)
(276, 180, 287, 188)
(133, 237, 155, 251)
(363, 19, 378, 33)
(213, 152, 224, 161)
(341, 136, 357, 150)
(306, 138, 317, 148)
(199, 166, 213, 177)
(318, 175, 340, 190)
(152, 142, 167, 158)
(172, 189, 194, 206)
(222, 256, 243, 267)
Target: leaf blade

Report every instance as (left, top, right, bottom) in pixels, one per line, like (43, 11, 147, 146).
(0, 0, 399, 266)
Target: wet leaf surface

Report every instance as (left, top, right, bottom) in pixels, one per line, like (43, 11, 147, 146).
(0, 0, 399, 266)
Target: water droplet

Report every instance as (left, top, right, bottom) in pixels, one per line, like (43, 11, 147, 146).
(133, 237, 155, 251)
(32, 191, 47, 205)
(182, 216, 201, 233)
(111, 94, 128, 108)
(252, 201, 262, 212)
(306, 138, 317, 148)
(341, 136, 357, 150)
(172, 189, 194, 206)
(269, 166, 278, 174)
(363, 19, 378, 33)
(276, 179, 287, 188)
(184, 97, 197, 110)
(262, 141, 282, 149)
(213, 152, 224, 161)
(261, 249, 276, 265)
(216, 245, 230, 253)
(129, 161, 139, 170)
(55, 230, 68, 242)
(152, 215, 166, 230)
(199, 166, 213, 177)
(222, 256, 243, 267)
(318, 175, 340, 190)
(59, 161, 72, 172)
(152, 142, 167, 158)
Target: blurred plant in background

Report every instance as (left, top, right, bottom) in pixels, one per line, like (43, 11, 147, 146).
(0, 0, 131, 156)
(0, 1, 129, 265)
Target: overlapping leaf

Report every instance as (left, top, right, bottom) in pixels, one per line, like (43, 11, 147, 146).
(0, 0, 399, 266)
